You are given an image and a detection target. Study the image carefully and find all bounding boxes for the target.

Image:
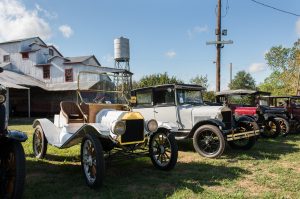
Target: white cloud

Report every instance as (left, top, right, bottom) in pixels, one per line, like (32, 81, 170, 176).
(0, 0, 52, 42)
(165, 50, 176, 58)
(296, 18, 300, 36)
(59, 25, 73, 38)
(187, 25, 209, 39)
(35, 4, 57, 19)
(249, 63, 266, 73)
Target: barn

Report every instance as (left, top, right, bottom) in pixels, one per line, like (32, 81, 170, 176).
(0, 37, 119, 117)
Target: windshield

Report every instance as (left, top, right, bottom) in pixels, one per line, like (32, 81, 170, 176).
(77, 71, 130, 104)
(177, 89, 203, 105)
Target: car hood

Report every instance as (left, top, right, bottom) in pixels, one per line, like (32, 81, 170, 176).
(191, 105, 223, 119)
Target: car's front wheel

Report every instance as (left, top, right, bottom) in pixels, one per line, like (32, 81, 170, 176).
(275, 117, 290, 136)
(32, 125, 48, 159)
(261, 118, 280, 138)
(193, 125, 225, 158)
(81, 133, 105, 189)
(228, 121, 258, 150)
(0, 141, 26, 199)
(149, 130, 178, 171)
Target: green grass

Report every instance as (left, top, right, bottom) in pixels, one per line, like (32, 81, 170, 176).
(9, 118, 300, 199)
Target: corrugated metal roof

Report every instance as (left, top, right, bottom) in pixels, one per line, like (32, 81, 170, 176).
(64, 56, 92, 63)
(216, 89, 270, 96)
(0, 68, 132, 91)
(0, 70, 45, 88)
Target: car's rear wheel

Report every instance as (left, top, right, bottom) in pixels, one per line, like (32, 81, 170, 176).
(149, 130, 178, 171)
(228, 121, 258, 150)
(193, 125, 225, 158)
(275, 117, 290, 136)
(261, 118, 280, 138)
(81, 133, 105, 189)
(32, 125, 48, 159)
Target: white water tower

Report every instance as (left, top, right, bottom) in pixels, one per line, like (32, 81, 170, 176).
(113, 37, 132, 96)
(114, 37, 130, 71)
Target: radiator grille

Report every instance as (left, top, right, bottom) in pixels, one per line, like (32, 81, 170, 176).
(222, 110, 232, 129)
(121, 119, 144, 144)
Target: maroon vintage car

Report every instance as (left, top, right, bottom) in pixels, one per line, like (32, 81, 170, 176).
(215, 89, 288, 138)
(260, 95, 300, 133)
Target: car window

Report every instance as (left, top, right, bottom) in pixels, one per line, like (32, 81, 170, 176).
(177, 89, 203, 105)
(153, 88, 175, 106)
(291, 98, 300, 108)
(136, 90, 153, 107)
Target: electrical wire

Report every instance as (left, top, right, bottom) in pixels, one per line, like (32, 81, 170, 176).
(250, 0, 300, 17)
(215, 0, 230, 18)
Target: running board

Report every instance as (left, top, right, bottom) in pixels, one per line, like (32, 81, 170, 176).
(226, 130, 260, 141)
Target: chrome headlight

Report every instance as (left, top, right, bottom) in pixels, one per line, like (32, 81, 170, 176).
(146, 119, 158, 133)
(111, 120, 126, 136)
(0, 95, 5, 104)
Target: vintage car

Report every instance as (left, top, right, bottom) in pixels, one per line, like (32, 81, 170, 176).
(0, 67, 27, 199)
(131, 84, 260, 158)
(215, 89, 288, 138)
(32, 70, 178, 189)
(260, 95, 300, 134)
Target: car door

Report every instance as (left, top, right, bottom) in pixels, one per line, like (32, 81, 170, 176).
(153, 87, 178, 126)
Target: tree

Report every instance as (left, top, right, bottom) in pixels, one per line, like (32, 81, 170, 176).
(190, 75, 208, 89)
(134, 72, 183, 89)
(228, 70, 256, 90)
(189, 75, 215, 101)
(260, 39, 300, 95)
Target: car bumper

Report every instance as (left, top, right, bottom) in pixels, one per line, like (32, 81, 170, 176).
(224, 129, 260, 141)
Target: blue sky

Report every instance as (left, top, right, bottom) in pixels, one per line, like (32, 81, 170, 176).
(1, 0, 300, 90)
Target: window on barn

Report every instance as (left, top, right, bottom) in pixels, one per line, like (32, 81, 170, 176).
(3, 55, 10, 62)
(49, 49, 54, 56)
(21, 52, 29, 59)
(43, 66, 50, 79)
(65, 68, 73, 82)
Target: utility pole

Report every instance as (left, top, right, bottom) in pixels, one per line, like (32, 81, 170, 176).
(230, 62, 232, 84)
(216, 0, 222, 92)
(206, 0, 233, 92)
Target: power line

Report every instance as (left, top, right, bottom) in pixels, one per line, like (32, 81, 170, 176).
(250, 0, 300, 17)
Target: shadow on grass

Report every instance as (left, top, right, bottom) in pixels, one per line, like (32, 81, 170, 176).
(24, 157, 249, 199)
(177, 134, 300, 161)
(224, 134, 300, 160)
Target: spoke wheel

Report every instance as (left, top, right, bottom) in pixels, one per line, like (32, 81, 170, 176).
(81, 133, 105, 189)
(149, 131, 178, 171)
(32, 125, 47, 159)
(275, 118, 290, 136)
(0, 142, 26, 199)
(261, 118, 280, 138)
(228, 122, 258, 150)
(193, 125, 225, 158)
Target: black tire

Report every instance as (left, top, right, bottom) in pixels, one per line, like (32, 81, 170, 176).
(32, 125, 48, 159)
(149, 130, 178, 171)
(274, 117, 290, 136)
(228, 122, 258, 150)
(193, 125, 225, 158)
(0, 141, 26, 199)
(81, 133, 105, 189)
(261, 118, 280, 138)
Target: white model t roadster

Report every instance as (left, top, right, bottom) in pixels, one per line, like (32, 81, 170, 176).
(32, 70, 178, 188)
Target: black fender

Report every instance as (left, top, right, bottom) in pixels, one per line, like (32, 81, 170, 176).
(189, 119, 226, 138)
(5, 130, 28, 142)
(236, 115, 256, 123)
